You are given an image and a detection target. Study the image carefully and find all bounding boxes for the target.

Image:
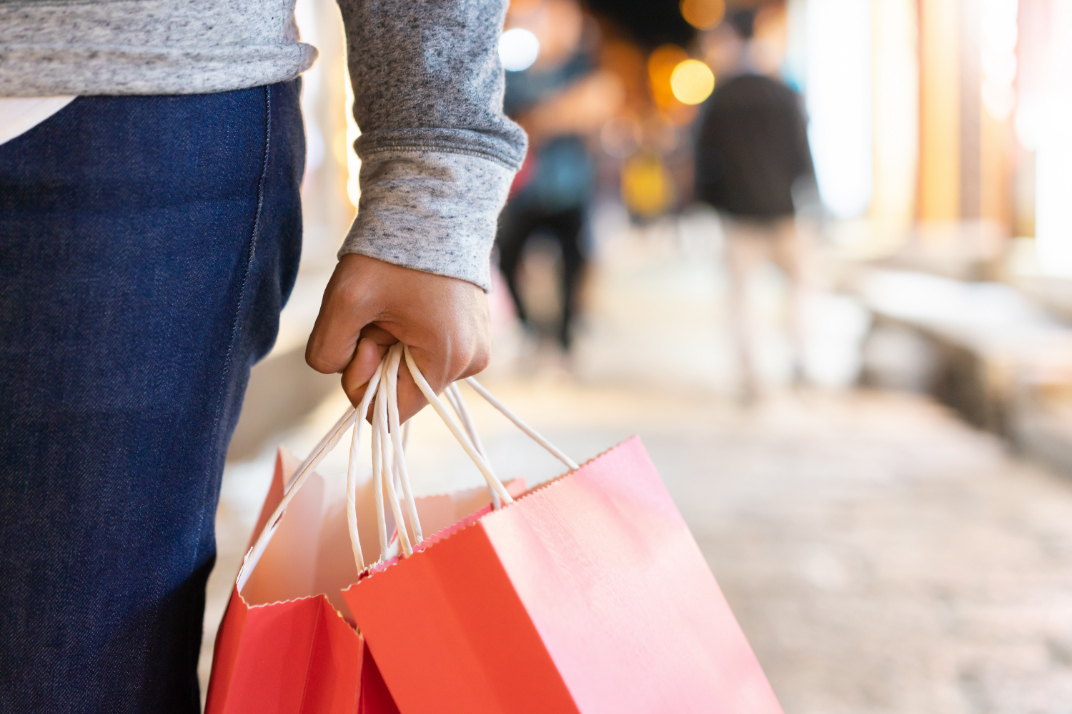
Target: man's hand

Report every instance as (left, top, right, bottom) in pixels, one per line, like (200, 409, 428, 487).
(305, 254, 491, 423)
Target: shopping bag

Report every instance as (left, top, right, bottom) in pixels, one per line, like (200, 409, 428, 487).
(205, 446, 364, 714)
(339, 345, 783, 714)
(209, 342, 781, 713)
(205, 345, 525, 714)
(206, 446, 520, 714)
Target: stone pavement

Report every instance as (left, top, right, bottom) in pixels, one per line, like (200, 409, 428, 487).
(202, 378, 1072, 713)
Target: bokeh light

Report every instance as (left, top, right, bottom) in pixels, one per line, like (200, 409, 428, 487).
(621, 152, 674, 217)
(680, 0, 726, 30)
(670, 59, 716, 105)
(499, 28, 540, 72)
(647, 44, 690, 109)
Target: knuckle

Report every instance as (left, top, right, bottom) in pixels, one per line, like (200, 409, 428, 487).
(336, 281, 366, 314)
(469, 346, 490, 375)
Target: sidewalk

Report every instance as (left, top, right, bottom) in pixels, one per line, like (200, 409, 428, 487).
(203, 379, 1072, 713)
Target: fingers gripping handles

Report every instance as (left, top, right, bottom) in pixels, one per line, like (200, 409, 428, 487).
(243, 344, 579, 584)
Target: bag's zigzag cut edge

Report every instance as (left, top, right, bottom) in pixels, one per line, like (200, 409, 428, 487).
(229, 436, 642, 624)
(228, 456, 362, 628)
(232, 556, 365, 638)
(480, 434, 641, 522)
(342, 435, 641, 592)
(226, 477, 514, 623)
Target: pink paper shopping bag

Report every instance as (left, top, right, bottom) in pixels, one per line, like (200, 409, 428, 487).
(337, 345, 783, 714)
(343, 437, 781, 714)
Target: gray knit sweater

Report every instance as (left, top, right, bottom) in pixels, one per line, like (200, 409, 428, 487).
(0, 0, 526, 290)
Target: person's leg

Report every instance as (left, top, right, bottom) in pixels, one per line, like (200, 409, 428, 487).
(0, 80, 304, 713)
(548, 207, 586, 351)
(724, 217, 763, 402)
(495, 204, 536, 325)
(770, 217, 809, 384)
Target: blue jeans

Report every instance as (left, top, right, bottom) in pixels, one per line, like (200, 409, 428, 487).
(0, 81, 304, 712)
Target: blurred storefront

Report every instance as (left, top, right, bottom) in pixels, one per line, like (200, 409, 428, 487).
(557, 0, 1072, 468)
(293, 0, 1072, 275)
(229, 0, 1072, 465)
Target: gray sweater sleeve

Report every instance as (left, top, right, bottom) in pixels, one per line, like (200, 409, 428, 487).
(336, 0, 527, 291)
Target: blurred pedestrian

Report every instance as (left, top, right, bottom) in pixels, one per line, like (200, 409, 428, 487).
(695, 9, 817, 402)
(496, 0, 621, 354)
(0, 1, 524, 710)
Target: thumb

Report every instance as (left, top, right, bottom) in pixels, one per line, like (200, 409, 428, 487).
(341, 337, 390, 416)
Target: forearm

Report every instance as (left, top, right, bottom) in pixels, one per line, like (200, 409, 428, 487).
(335, 0, 528, 291)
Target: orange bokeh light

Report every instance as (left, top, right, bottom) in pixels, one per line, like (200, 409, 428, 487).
(647, 44, 690, 109)
(680, 0, 726, 30)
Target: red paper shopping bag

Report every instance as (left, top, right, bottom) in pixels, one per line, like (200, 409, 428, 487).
(343, 436, 782, 714)
(205, 443, 525, 714)
(205, 446, 366, 714)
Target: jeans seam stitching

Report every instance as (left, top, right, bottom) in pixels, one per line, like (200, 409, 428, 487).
(195, 84, 272, 566)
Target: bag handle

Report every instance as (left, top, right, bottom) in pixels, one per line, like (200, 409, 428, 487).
(399, 345, 517, 505)
(461, 375, 579, 471)
(444, 382, 501, 509)
(346, 343, 425, 570)
(342, 344, 510, 571)
(244, 355, 378, 586)
(384, 345, 423, 546)
(373, 344, 424, 559)
(244, 343, 581, 582)
(345, 344, 582, 571)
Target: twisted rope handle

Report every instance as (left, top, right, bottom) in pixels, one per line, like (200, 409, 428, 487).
(445, 382, 501, 510)
(403, 346, 515, 506)
(244, 343, 581, 585)
(373, 354, 413, 558)
(385, 345, 423, 545)
(463, 377, 579, 471)
(343, 355, 385, 572)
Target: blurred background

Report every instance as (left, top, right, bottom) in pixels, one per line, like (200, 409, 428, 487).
(202, 0, 1072, 710)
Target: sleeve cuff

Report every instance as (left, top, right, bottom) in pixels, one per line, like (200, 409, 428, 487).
(338, 148, 515, 292)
